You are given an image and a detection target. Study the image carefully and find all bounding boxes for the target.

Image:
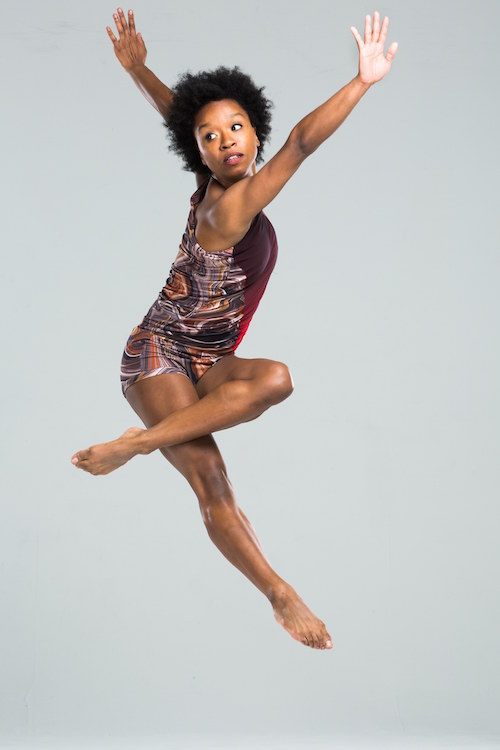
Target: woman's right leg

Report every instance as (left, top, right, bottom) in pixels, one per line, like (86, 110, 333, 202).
(125, 372, 333, 650)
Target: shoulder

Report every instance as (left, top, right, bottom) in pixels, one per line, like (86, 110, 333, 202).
(194, 178, 254, 253)
(208, 139, 305, 235)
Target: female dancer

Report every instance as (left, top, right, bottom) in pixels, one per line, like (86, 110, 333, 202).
(71, 8, 398, 650)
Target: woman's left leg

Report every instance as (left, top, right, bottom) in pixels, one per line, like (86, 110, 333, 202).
(138, 354, 294, 453)
(72, 355, 293, 475)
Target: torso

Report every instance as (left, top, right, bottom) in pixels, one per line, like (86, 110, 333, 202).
(120, 179, 279, 395)
(134, 178, 278, 355)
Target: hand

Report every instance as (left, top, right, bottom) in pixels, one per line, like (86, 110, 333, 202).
(71, 427, 145, 476)
(106, 7, 147, 72)
(350, 11, 398, 85)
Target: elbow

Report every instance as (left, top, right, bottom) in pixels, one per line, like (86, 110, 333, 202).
(287, 129, 312, 162)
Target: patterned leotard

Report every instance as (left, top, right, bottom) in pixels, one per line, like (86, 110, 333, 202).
(120, 178, 278, 396)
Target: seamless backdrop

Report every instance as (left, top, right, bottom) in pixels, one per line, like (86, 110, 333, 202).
(1, 0, 499, 748)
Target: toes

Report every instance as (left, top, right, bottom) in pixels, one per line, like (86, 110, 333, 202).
(71, 448, 91, 466)
(298, 627, 330, 650)
(320, 624, 333, 649)
(309, 626, 323, 649)
(312, 629, 333, 650)
(301, 632, 319, 649)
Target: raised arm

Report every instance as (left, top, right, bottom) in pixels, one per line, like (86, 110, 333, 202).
(206, 11, 399, 243)
(106, 8, 173, 120)
(294, 11, 398, 155)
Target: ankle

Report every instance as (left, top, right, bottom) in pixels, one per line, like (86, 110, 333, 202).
(268, 581, 294, 606)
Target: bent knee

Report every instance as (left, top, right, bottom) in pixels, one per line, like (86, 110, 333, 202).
(261, 361, 294, 404)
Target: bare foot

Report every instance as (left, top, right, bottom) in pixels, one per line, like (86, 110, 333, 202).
(71, 427, 145, 475)
(270, 584, 333, 650)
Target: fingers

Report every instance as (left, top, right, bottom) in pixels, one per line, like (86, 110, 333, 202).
(386, 41, 399, 62)
(107, 8, 146, 57)
(128, 8, 137, 37)
(364, 13, 372, 44)
(372, 10, 380, 41)
(113, 7, 131, 38)
(350, 25, 363, 49)
(113, 10, 124, 37)
(379, 14, 389, 47)
(106, 26, 117, 44)
(351, 12, 391, 50)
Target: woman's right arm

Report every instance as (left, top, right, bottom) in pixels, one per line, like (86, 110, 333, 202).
(106, 8, 173, 120)
(127, 64, 174, 120)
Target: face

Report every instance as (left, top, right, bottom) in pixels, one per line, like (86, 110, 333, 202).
(193, 99, 260, 186)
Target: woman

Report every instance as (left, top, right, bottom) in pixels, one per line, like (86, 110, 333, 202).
(71, 7, 398, 650)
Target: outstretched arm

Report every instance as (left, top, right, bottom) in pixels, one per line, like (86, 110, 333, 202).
(206, 11, 399, 243)
(293, 12, 398, 155)
(106, 8, 173, 120)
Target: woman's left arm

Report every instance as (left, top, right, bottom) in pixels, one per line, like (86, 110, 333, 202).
(203, 11, 398, 238)
(294, 11, 398, 156)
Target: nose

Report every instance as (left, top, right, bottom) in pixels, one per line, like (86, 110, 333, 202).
(220, 131, 236, 149)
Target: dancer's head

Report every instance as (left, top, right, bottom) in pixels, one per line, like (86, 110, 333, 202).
(164, 66, 273, 179)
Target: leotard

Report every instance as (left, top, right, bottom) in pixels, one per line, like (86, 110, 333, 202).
(120, 178, 278, 396)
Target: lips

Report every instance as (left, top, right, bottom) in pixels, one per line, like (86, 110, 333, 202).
(223, 152, 244, 164)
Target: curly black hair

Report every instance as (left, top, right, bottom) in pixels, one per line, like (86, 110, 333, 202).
(163, 65, 273, 175)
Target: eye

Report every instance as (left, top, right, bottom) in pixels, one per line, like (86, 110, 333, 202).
(204, 123, 242, 142)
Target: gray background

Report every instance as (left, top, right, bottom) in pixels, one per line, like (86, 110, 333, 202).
(1, 0, 499, 748)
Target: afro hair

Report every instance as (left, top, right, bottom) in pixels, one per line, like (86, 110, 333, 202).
(163, 65, 273, 175)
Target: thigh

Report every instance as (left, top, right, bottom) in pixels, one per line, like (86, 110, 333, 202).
(125, 372, 227, 491)
(195, 353, 291, 399)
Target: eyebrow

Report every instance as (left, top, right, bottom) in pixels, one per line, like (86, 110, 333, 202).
(197, 112, 245, 131)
